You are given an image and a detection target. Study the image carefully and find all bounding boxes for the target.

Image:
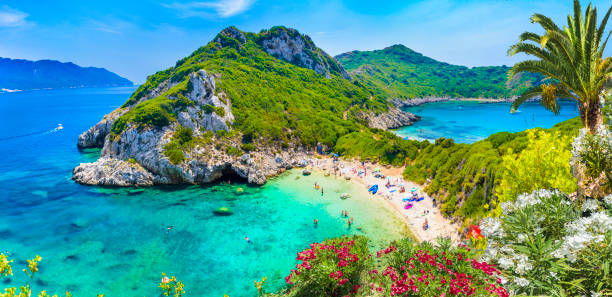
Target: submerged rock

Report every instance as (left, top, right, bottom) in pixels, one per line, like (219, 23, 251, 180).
(213, 207, 233, 216)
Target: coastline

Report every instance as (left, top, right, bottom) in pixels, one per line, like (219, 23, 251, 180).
(304, 156, 459, 243)
(391, 96, 517, 108)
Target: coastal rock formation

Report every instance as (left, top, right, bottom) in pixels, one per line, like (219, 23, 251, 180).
(358, 107, 421, 130)
(258, 27, 351, 80)
(72, 158, 154, 186)
(77, 110, 126, 149)
(73, 68, 314, 187)
(73, 26, 416, 187)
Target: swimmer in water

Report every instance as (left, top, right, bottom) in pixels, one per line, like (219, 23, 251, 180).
(321, 187, 324, 196)
(314, 219, 318, 226)
(166, 226, 174, 234)
(245, 236, 251, 243)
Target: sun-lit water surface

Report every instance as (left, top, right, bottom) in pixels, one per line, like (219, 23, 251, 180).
(0, 87, 409, 297)
(393, 100, 579, 143)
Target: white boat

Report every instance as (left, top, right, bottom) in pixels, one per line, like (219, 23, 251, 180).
(57, 124, 63, 130)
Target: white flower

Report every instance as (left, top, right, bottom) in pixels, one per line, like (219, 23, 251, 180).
(498, 256, 514, 270)
(514, 254, 533, 275)
(517, 234, 526, 243)
(514, 277, 530, 287)
(604, 194, 612, 207)
(550, 271, 557, 279)
(582, 199, 599, 212)
(481, 217, 503, 238)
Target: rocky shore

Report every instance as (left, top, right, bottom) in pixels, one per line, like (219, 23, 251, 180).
(390, 96, 517, 108)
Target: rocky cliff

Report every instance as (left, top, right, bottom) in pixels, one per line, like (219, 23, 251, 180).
(73, 26, 417, 187)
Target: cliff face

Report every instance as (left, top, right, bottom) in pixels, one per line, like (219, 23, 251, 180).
(73, 26, 418, 187)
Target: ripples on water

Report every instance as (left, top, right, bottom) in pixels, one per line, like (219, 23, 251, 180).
(393, 100, 579, 143)
(0, 88, 408, 297)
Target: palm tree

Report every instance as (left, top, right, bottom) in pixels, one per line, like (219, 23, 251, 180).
(508, 0, 612, 132)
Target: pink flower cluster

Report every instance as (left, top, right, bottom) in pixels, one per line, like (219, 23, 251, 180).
(372, 246, 509, 297)
(285, 239, 364, 292)
(376, 245, 397, 257)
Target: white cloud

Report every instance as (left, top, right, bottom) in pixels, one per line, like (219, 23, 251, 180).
(0, 6, 28, 27)
(164, 0, 255, 18)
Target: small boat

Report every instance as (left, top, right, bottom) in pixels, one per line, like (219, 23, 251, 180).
(340, 193, 350, 199)
(302, 169, 311, 176)
(57, 124, 63, 130)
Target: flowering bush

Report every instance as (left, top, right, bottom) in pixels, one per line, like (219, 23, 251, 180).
(481, 190, 612, 296)
(571, 124, 612, 196)
(284, 236, 371, 297)
(496, 130, 576, 211)
(371, 238, 508, 297)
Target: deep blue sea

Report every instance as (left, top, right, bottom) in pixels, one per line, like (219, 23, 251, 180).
(0, 88, 411, 297)
(394, 100, 579, 143)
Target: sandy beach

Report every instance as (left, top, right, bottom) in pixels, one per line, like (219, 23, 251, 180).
(305, 156, 460, 243)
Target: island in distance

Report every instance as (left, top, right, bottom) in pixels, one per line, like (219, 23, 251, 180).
(0, 57, 132, 92)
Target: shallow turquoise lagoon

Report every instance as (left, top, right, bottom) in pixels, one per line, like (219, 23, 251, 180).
(394, 100, 579, 143)
(0, 88, 408, 297)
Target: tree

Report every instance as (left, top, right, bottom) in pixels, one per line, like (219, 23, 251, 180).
(508, 0, 612, 132)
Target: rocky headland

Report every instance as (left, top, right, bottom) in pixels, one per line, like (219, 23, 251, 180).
(72, 26, 419, 187)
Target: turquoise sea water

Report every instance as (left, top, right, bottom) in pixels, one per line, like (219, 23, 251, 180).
(393, 100, 579, 143)
(0, 88, 409, 297)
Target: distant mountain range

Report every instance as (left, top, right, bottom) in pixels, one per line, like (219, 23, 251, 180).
(0, 57, 133, 91)
(336, 44, 542, 99)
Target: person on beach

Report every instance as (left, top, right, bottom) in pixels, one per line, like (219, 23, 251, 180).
(321, 187, 324, 196)
(347, 219, 352, 228)
(423, 219, 429, 230)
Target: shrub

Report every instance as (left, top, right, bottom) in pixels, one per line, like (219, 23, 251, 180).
(480, 190, 612, 296)
(372, 237, 508, 297)
(495, 130, 576, 213)
(213, 106, 226, 117)
(241, 143, 256, 152)
(284, 236, 371, 297)
(163, 126, 193, 165)
(571, 125, 612, 191)
(225, 146, 242, 156)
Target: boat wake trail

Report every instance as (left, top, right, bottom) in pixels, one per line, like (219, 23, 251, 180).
(0, 124, 63, 141)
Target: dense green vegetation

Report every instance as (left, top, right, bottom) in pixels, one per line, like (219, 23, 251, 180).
(112, 26, 389, 148)
(334, 129, 425, 166)
(403, 117, 582, 224)
(336, 44, 542, 100)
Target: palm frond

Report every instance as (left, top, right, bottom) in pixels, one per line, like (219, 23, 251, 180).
(511, 85, 543, 110)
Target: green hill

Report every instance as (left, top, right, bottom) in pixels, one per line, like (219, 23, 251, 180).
(113, 26, 392, 148)
(336, 44, 542, 100)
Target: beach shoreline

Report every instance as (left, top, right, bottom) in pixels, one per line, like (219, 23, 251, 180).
(304, 156, 460, 243)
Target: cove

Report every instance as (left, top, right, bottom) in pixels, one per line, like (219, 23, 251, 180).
(0, 87, 408, 297)
(393, 100, 580, 143)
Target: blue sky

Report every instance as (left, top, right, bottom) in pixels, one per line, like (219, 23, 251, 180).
(0, 0, 610, 83)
